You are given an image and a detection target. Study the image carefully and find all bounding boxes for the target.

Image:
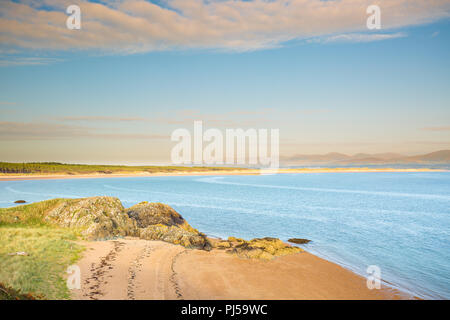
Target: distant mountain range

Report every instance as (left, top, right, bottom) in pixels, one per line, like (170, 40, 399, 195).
(282, 150, 450, 165)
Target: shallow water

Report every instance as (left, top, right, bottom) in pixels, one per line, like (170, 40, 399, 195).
(1, 172, 449, 299)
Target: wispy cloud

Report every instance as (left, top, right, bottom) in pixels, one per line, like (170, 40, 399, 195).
(0, 102, 17, 114)
(0, 0, 449, 54)
(56, 116, 149, 122)
(154, 109, 273, 126)
(54, 108, 332, 127)
(55, 109, 274, 127)
(0, 57, 63, 67)
(0, 121, 166, 140)
(313, 32, 407, 44)
(421, 126, 450, 131)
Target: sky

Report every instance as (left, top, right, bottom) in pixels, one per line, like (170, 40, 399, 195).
(0, 0, 450, 165)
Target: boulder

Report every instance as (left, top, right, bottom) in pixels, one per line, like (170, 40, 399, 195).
(129, 202, 210, 250)
(209, 239, 233, 249)
(139, 224, 209, 249)
(227, 236, 245, 243)
(228, 237, 303, 260)
(45, 196, 137, 240)
(127, 202, 195, 232)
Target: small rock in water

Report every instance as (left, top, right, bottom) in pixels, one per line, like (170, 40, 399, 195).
(14, 200, 26, 204)
(288, 238, 311, 244)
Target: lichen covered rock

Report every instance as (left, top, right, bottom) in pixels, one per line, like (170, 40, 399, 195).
(227, 236, 245, 243)
(209, 238, 233, 249)
(139, 224, 209, 249)
(129, 202, 210, 249)
(227, 237, 303, 260)
(45, 196, 138, 240)
(126, 202, 196, 233)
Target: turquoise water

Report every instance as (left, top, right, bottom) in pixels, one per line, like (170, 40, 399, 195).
(1, 172, 449, 299)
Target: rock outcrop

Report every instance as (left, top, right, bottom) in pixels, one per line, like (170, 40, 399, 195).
(126, 202, 196, 233)
(210, 236, 303, 260)
(139, 224, 209, 249)
(43, 197, 209, 249)
(127, 202, 210, 249)
(45, 196, 137, 240)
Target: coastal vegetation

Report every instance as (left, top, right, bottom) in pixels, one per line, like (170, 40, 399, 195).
(0, 162, 245, 175)
(0, 199, 84, 299)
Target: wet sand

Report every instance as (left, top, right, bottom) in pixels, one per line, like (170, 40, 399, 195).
(71, 239, 410, 300)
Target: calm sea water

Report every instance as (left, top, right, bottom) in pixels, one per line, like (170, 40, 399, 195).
(1, 172, 449, 299)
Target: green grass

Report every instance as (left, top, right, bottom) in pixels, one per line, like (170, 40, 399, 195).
(0, 162, 246, 175)
(0, 199, 67, 226)
(0, 202, 84, 300)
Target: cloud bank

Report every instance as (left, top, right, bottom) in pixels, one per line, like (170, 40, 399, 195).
(0, 0, 449, 54)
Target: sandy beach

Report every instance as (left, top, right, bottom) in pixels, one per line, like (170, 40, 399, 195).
(0, 168, 445, 182)
(71, 238, 409, 300)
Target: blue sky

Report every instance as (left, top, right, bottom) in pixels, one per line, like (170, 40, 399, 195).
(0, 0, 449, 164)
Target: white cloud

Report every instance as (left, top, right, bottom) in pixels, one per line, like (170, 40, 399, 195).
(314, 32, 407, 43)
(0, 0, 448, 54)
(0, 57, 63, 66)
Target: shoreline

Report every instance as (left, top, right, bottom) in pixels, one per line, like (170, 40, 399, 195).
(300, 246, 420, 299)
(0, 167, 446, 181)
(71, 238, 413, 300)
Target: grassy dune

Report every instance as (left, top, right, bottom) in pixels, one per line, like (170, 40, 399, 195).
(0, 201, 84, 300)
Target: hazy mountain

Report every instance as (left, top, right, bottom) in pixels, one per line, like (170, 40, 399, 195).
(406, 150, 450, 162)
(283, 152, 351, 162)
(282, 150, 450, 165)
(351, 153, 404, 160)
